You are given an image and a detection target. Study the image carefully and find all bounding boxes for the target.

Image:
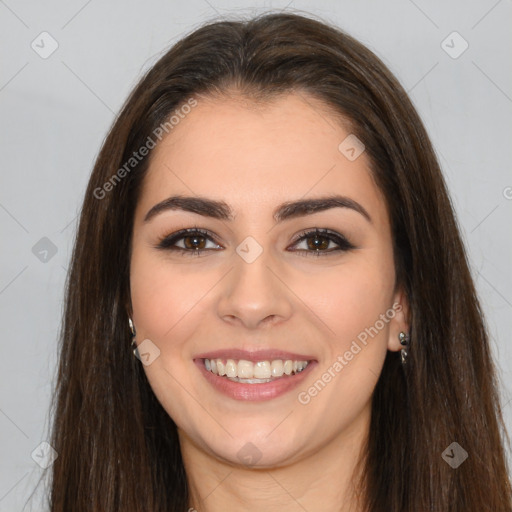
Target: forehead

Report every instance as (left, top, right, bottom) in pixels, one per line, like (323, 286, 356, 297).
(137, 92, 388, 229)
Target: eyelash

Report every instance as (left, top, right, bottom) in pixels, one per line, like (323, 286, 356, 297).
(155, 227, 356, 257)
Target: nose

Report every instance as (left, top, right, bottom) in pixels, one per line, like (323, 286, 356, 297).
(216, 249, 293, 330)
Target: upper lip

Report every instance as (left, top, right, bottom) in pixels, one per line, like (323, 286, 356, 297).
(194, 348, 317, 362)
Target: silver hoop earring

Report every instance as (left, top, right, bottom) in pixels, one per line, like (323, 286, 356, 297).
(399, 331, 410, 365)
(128, 317, 138, 357)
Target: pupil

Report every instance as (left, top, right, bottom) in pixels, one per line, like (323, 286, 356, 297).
(185, 236, 205, 250)
(308, 235, 328, 251)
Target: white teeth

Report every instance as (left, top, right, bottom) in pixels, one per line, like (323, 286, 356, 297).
(271, 359, 283, 377)
(203, 358, 310, 380)
(225, 359, 237, 378)
(254, 361, 271, 379)
(237, 360, 253, 379)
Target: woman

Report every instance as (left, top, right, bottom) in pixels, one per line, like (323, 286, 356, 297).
(46, 11, 511, 511)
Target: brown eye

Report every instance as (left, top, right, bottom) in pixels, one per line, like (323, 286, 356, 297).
(289, 229, 355, 256)
(156, 228, 222, 255)
(305, 234, 330, 251)
(182, 234, 207, 250)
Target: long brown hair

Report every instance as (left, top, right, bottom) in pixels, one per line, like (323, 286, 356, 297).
(43, 11, 511, 511)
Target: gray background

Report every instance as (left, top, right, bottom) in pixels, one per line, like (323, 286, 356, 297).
(1, 0, 511, 509)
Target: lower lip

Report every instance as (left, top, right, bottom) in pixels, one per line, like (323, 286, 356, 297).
(194, 359, 317, 401)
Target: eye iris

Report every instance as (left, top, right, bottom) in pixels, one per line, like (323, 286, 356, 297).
(307, 234, 329, 251)
(184, 235, 206, 250)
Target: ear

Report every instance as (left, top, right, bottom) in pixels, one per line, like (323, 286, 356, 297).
(387, 287, 410, 352)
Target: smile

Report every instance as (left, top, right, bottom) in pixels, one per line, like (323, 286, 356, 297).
(195, 355, 317, 401)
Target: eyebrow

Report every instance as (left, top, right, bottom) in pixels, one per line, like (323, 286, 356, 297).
(143, 194, 372, 224)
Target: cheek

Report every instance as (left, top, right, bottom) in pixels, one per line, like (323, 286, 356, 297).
(295, 252, 395, 347)
(129, 251, 210, 422)
(293, 250, 395, 409)
(129, 249, 207, 349)
(292, 262, 394, 429)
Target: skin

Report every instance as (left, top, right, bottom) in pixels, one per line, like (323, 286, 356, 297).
(129, 91, 410, 512)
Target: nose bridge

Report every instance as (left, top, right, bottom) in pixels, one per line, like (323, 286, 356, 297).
(217, 240, 293, 329)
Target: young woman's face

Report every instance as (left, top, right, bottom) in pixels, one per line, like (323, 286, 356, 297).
(130, 92, 408, 467)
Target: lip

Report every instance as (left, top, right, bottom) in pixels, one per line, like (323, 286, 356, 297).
(194, 357, 317, 401)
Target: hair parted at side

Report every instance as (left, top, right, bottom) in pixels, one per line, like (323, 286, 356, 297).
(42, 10, 511, 512)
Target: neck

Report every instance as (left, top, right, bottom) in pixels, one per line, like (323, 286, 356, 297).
(179, 403, 370, 512)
